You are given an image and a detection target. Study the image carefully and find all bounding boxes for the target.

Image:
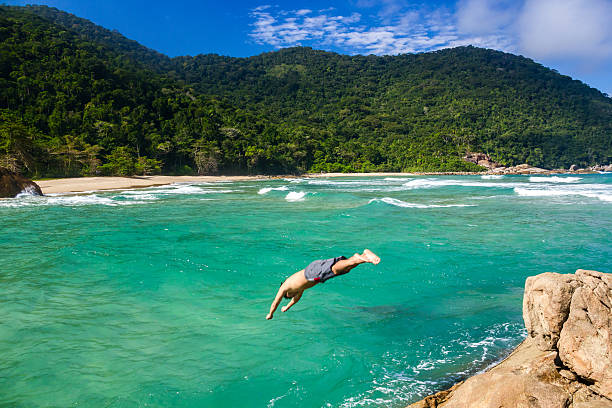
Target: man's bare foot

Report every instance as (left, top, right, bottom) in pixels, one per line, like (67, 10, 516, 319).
(356, 249, 380, 264)
(266, 313, 273, 320)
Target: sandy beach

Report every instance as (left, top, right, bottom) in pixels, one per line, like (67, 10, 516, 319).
(34, 172, 487, 194)
(35, 175, 270, 194)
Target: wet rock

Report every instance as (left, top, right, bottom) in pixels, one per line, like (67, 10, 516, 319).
(0, 167, 43, 198)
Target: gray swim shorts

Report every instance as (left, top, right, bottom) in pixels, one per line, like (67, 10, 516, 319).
(304, 256, 347, 283)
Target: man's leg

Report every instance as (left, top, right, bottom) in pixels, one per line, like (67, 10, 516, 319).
(332, 249, 380, 275)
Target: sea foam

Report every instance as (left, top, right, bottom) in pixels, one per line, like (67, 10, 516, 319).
(258, 186, 289, 195)
(514, 184, 612, 202)
(529, 176, 582, 183)
(369, 197, 475, 208)
(285, 191, 307, 201)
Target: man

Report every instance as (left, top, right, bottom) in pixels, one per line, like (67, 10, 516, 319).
(266, 249, 380, 320)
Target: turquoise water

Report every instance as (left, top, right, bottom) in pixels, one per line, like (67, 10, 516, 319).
(1, 174, 611, 407)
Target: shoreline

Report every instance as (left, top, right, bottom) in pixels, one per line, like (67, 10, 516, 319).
(32, 170, 598, 194)
(34, 175, 268, 194)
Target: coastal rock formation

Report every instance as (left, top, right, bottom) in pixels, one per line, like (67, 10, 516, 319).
(487, 163, 553, 174)
(463, 152, 500, 169)
(557, 270, 612, 398)
(523, 272, 580, 350)
(408, 269, 612, 408)
(0, 167, 43, 198)
(585, 164, 612, 172)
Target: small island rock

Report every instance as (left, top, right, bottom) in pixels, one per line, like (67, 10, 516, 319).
(0, 167, 43, 198)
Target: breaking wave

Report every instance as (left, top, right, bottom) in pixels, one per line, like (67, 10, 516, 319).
(515, 186, 612, 202)
(285, 191, 307, 201)
(0, 183, 239, 207)
(529, 176, 582, 183)
(258, 186, 289, 195)
(369, 197, 475, 208)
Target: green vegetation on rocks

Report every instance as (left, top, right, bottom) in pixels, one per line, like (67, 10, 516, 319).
(1, 5, 611, 177)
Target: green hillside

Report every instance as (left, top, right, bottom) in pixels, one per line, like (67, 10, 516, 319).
(1, 5, 611, 177)
(178, 47, 612, 171)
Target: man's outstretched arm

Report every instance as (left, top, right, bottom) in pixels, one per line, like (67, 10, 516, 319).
(281, 292, 302, 313)
(266, 287, 285, 320)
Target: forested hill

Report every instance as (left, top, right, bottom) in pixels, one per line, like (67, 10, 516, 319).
(1, 5, 611, 178)
(178, 47, 612, 171)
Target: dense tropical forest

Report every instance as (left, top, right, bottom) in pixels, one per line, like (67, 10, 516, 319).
(1, 5, 611, 177)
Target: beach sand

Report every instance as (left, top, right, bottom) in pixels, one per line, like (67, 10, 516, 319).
(35, 175, 269, 194)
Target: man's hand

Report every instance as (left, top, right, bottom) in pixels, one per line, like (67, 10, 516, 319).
(266, 313, 273, 320)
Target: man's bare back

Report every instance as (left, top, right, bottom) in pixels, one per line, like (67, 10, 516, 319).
(266, 249, 380, 320)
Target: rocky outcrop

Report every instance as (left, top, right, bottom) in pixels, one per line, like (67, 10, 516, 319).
(0, 167, 43, 198)
(487, 163, 556, 174)
(408, 269, 612, 407)
(463, 152, 500, 169)
(584, 164, 612, 173)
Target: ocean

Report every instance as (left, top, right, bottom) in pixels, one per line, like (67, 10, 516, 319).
(1, 174, 611, 407)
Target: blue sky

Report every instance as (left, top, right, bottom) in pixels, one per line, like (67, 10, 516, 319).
(5, 0, 612, 95)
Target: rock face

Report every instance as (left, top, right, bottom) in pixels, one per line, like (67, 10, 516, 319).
(557, 270, 612, 398)
(0, 167, 43, 198)
(463, 152, 500, 169)
(408, 269, 612, 407)
(523, 272, 580, 350)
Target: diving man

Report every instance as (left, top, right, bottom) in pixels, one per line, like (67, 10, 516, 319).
(266, 249, 380, 320)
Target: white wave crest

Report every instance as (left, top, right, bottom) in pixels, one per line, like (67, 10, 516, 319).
(529, 176, 582, 183)
(285, 191, 307, 201)
(308, 179, 406, 187)
(117, 193, 158, 201)
(383, 177, 414, 181)
(45, 194, 142, 206)
(481, 175, 504, 179)
(15, 185, 41, 197)
(402, 179, 457, 189)
(258, 186, 289, 195)
(515, 185, 612, 202)
(147, 184, 207, 195)
(283, 178, 305, 183)
(369, 197, 475, 208)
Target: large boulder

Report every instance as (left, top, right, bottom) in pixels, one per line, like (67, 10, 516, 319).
(523, 272, 579, 350)
(558, 270, 612, 398)
(0, 167, 43, 198)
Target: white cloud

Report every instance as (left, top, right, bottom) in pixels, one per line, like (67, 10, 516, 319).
(518, 0, 612, 60)
(249, 6, 465, 55)
(456, 0, 517, 35)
